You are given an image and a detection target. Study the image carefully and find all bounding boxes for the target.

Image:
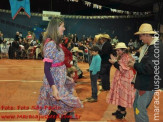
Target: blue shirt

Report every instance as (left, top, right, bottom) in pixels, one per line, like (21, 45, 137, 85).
(89, 54, 101, 75)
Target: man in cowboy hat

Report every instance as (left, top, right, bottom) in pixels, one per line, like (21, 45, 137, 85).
(128, 23, 163, 122)
(99, 34, 113, 91)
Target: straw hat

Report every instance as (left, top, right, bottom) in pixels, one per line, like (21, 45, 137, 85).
(71, 47, 79, 52)
(100, 34, 111, 39)
(115, 42, 127, 49)
(134, 23, 157, 35)
(71, 47, 83, 53)
(95, 34, 102, 40)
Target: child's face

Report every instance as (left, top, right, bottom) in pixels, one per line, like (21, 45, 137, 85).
(116, 49, 123, 56)
(91, 51, 98, 56)
(70, 72, 75, 78)
(67, 42, 71, 48)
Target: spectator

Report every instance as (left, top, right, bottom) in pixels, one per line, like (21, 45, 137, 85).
(99, 34, 113, 91)
(87, 46, 101, 102)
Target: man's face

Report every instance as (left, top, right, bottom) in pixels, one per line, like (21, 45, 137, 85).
(99, 39, 104, 44)
(139, 34, 148, 44)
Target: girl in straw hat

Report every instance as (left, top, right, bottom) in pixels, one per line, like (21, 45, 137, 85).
(106, 42, 136, 119)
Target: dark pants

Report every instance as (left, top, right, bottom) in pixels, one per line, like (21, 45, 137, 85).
(100, 63, 112, 90)
(84, 54, 88, 62)
(46, 111, 71, 122)
(90, 71, 98, 99)
(88, 54, 92, 65)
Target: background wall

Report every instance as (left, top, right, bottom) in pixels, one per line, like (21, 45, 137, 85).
(0, 12, 157, 44)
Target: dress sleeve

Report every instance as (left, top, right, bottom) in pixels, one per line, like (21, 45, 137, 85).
(118, 54, 131, 72)
(43, 41, 56, 63)
(113, 62, 120, 70)
(44, 62, 55, 87)
(43, 41, 56, 87)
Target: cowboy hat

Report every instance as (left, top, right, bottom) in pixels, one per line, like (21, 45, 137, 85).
(100, 34, 111, 39)
(115, 42, 127, 49)
(134, 23, 157, 35)
(95, 34, 102, 40)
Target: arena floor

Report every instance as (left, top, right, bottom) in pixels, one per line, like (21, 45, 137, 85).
(0, 59, 162, 122)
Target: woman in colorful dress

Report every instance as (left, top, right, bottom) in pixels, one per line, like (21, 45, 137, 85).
(106, 42, 136, 119)
(37, 17, 83, 122)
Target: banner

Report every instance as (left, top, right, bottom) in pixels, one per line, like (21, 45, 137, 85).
(42, 11, 61, 21)
(9, 0, 31, 19)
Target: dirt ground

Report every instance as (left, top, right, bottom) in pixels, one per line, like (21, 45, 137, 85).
(0, 59, 162, 122)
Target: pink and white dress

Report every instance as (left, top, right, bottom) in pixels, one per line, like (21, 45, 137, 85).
(106, 53, 136, 108)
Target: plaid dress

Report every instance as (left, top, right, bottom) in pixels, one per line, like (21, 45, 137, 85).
(106, 53, 136, 108)
(37, 40, 83, 116)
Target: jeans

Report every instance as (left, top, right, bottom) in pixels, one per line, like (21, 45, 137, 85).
(90, 71, 98, 99)
(133, 90, 154, 122)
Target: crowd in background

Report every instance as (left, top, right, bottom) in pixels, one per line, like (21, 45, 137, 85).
(0, 30, 143, 85)
(0, 30, 142, 81)
(0, 30, 143, 60)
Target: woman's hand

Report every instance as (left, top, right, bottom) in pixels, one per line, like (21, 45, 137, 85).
(128, 59, 135, 68)
(66, 76, 74, 82)
(109, 54, 117, 64)
(51, 85, 60, 100)
(70, 77, 74, 82)
(110, 54, 117, 60)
